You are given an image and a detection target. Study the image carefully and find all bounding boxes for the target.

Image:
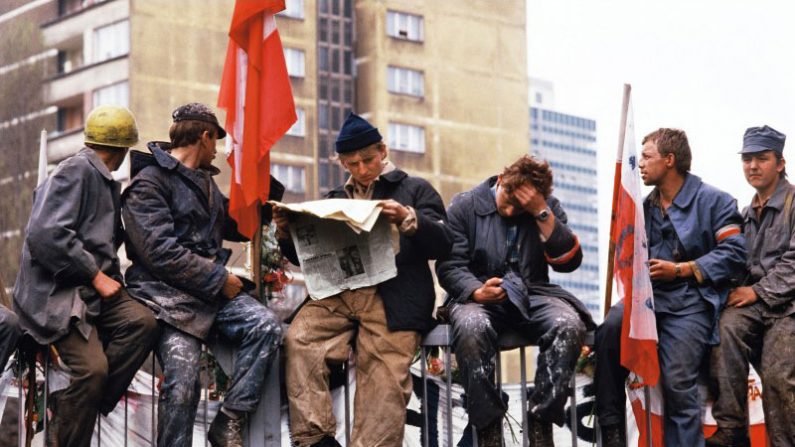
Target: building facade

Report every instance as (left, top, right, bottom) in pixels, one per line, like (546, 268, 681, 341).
(0, 0, 529, 294)
(529, 78, 601, 321)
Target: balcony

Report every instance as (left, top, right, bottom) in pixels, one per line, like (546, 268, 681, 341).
(47, 127, 84, 163)
(44, 55, 128, 104)
(42, 0, 128, 47)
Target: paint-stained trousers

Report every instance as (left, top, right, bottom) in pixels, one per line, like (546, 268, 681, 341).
(156, 294, 282, 447)
(51, 290, 158, 447)
(0, 305, 20, 371)
(710, 302, 795, 446)
(449, 296, 586, 428)
(285, 289, 421, 447)
(595, 302, 712, 447)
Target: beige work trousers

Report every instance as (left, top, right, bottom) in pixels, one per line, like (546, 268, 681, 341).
(285, 289, 421, 447)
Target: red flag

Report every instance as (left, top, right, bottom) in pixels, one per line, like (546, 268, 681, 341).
(610, 93, 659, 386)
(218, 0, 296, 238)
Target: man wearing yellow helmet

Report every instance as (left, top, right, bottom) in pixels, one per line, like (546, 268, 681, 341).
(13, 104, 158, 447)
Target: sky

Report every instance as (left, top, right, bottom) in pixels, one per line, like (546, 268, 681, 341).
(526, 0, 795, 290)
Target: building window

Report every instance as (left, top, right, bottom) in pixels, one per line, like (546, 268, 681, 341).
(92, 20, 129, 64)
(388, 122, 425, 154)
(387, 66, 424, 97)
(272, 163, 306, 193)
(386, 11, 424, 42)
(279, 0, 304, 19)
(284, 48, 305, 78)
(55, 104, 84, 133)
(93, 81, 129, 108)
(286, 107, 305, 137)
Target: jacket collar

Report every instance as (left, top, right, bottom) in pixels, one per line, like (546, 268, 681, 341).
(130, 141, 221, 179)
(81, 147, 114, 181)
(754, 177, 791, 212)
(647, 172, 702, 210)
(473, 176, 499, 216)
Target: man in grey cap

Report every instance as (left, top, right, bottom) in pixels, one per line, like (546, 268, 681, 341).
(122, 103, 283, 447)
(708, 125, 795, 447)
(274, 113, 451, 447)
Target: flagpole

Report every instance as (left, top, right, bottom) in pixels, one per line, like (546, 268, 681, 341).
(37, 129, 48, 187)
(603, 83, 631, 318)
(253, 201, 264, 301)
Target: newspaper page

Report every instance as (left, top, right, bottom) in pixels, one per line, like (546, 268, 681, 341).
(285, 205, 398, 299)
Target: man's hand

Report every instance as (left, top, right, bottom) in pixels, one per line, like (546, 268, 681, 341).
(472, 277, 507, 304)
(648, 259, 680, 282)
(512, 183, 547, 215)
(272, 206, 291, 240)
(380, 199, 410, 225)
(92, 271, 122, 299)
(727, 286, 758, 307)
(221, 273, 244, 300)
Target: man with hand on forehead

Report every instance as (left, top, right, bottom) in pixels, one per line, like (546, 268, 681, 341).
(435, 155, 595, 446)
(274, 113, 451, 447)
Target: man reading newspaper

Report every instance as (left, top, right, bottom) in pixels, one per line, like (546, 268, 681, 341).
(274, 113, 451, 447)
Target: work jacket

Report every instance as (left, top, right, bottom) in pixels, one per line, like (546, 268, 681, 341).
(14, 148, 123, 344)
(742, 178, 795, 317)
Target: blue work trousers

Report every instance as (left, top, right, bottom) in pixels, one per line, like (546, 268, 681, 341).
(595, 302, 712, 447)
(156, 294, 282, 447)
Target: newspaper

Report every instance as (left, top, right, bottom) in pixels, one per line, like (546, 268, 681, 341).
(270, 199, 398, 299)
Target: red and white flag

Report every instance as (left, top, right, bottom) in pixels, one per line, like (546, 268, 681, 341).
(218, 0, 296, 238)
(612, 94, 659, 385)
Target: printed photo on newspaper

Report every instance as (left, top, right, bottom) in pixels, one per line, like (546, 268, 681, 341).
(271, 199, 398, 299)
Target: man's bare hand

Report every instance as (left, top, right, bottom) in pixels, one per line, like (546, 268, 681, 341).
(727, 286, 758, 307)
(221, 273, 243, 300)
(92, 271, 122, 299)
(472, 277, 507, 304)
(380, 199, 410, 225)
(272, 206, 291, 240)
(512, 183, 547, 215)
(648, 259, 677, 282)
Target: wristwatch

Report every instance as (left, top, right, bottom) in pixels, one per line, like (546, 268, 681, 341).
(534, 207, 551, 222)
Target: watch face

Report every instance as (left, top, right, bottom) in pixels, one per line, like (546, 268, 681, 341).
(536, 209, 550, 221)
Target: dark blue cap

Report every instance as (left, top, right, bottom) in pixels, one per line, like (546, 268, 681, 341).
(741, 125, 785, 154)
(172, 103, 227, 139)
(335, 113, 382, 153)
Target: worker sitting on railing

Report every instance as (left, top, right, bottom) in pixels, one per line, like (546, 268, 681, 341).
(274, 113, 452, 447)
(13, 105, 159, 447)
(122, 103, 284, 447)
(435, 155, 596, 447)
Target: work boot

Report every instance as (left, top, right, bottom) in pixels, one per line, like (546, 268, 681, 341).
(208, 408, 246, 447)
(476, 419, 503, 447)
(310, 436, 342, 447)
(527, 413, 554, 447)
(705, 427, 750, 447)
(600, 423, 627, 447)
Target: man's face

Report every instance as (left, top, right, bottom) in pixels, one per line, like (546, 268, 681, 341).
(339, 144, 386, 187)
(494, 178, 526, 217)
(742, 150, 784, 193)
(198, 130, 218, 169)
(638, 141, 671, 186)
(107, 147, 129, 172)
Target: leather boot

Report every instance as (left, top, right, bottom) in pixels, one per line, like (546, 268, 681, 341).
(208, 409, 246, 447)
(476, 418, 503, 447)
(601, 423, 627, 447)
(527, 413, 554, 447)
(705, 427, 751, 447)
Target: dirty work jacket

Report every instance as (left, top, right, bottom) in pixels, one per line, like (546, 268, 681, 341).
(435, 176, 595, 329)
(14, 148, 123, 344)
(281, 169, 452, 333)
(742, 178, 795, 317)
(643, 173, 747, 344)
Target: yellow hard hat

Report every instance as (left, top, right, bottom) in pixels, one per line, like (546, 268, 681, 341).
(84, 105, 139, 148)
